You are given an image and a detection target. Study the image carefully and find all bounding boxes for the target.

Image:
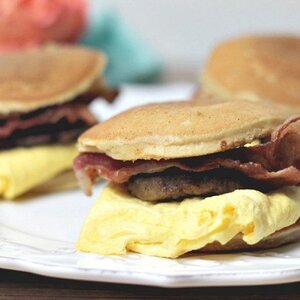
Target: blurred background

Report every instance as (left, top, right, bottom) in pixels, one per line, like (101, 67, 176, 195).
(88, 0, 300, 82)
(0, 0, 299, 85)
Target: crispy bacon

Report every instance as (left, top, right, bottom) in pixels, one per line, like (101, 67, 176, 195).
(73, 116, 300, 195)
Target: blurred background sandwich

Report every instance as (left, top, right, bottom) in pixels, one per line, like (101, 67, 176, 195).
(74, 100, 300, 258)
(200, 35, 300, 109)
(0, 44, 117, 199)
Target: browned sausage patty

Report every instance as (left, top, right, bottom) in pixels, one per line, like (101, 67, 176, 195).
(128, 169, 272, 201)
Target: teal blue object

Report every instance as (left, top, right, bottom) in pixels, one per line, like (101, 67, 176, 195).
(80, 10, 162, 86)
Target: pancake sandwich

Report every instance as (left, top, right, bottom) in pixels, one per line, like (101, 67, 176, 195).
(0, 44, 117, 199)
(201, 35, 300, 109)
(74, 100, 300, 258)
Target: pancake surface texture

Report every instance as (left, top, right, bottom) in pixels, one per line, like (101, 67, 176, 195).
(78, 100, 289, 160)
(202, 35, 300, 107)
(0, 44, 106, 114)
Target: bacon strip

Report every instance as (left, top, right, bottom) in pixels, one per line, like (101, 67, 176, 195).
(73, 116, 300, 195)
(0, 103, 97, 138)
(0, 82, 119, 139)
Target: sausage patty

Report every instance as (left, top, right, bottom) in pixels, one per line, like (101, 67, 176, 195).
(128, 169, 272, 201)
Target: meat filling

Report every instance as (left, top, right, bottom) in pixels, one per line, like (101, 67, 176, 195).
(0, 119, 89, 149)
(128, 169, 273, 201)
(0, 83, 118, 148)
(74, 116, 300, 199)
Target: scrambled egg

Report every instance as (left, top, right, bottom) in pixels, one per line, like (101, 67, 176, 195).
(77, 183, 300, 258)
(0, 144, 77, 199)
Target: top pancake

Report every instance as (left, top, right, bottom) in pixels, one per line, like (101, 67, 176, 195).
(202, 35, 300, 108)
(0, 44, 106, 114)
(78, 100, 290, 160)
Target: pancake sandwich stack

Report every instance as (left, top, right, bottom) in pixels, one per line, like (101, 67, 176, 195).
(74, 100, 300, 258)
(0, 45, 117, 199)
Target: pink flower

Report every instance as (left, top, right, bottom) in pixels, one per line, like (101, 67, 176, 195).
(0, 0, 86, 52)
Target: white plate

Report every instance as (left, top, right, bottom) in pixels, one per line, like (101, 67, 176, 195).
(0, 84, 300, 288)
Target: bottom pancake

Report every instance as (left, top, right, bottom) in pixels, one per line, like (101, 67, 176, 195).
(196, 219, 300, 253)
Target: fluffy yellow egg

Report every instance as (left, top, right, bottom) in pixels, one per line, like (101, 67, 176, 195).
(77, 183, 300, 258)
(0, 144, 77, 199)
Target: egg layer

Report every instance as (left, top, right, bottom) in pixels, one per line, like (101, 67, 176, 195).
(0, 144, 77, 199)
(77, 183, 300, 258)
